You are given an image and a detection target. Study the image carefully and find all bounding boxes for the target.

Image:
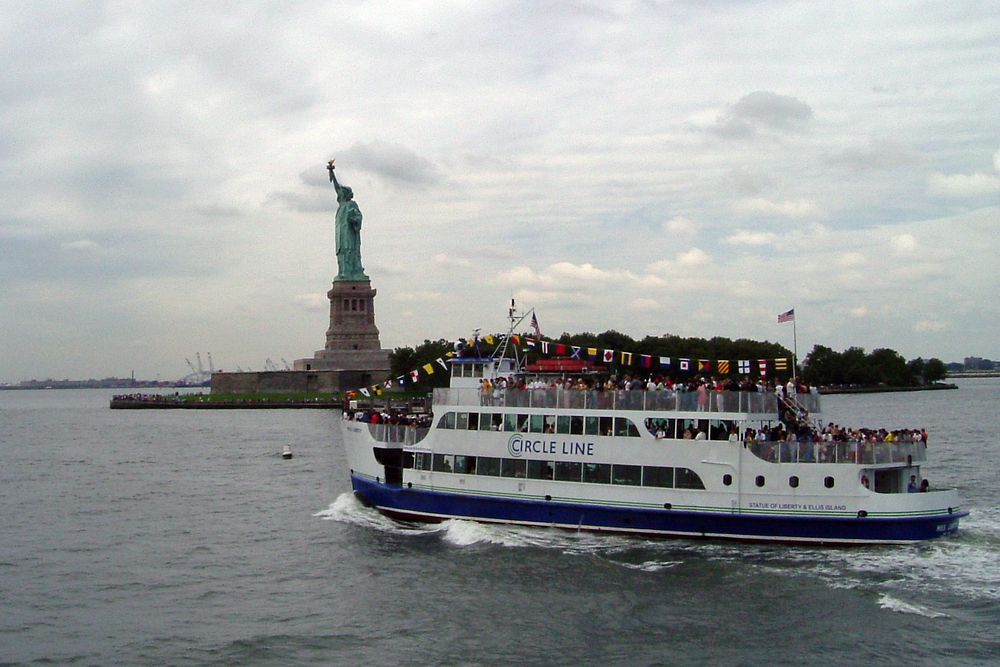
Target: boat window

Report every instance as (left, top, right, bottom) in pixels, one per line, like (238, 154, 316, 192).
(614, 417, 640, 437)
(433, 454, 454, 473)
(643, 466, 674, 488)
(570, 416, 584, 435)
(477, 456, 501, 476)
(454, 455, 476, 474)
(467, 413, 479, 430)
(456, 412, 469, 430)
(789, 476, 799, 488)
(755, 475, 765, 488)
(503, 413, 518, 432)
(557, 416, 571, 434)
(414, 452, 433, 471)
(545, 415, 557, 433)
(612, 464, 642, 486)
(676, 468, 706, 490)
(438, 412, 456, 429)
(527, 460, 554, 480)
(722, 473, 732, 486)
(518, 414, 530, 431)
(554, 461, 583, 482)
(824, 476, 835, 489)
(529, 414, 545, 433)
(473, 364, 483, 378)
(584, 416, 600, 436)
(599, 417, 613, 436)
(501, 458, 526, 478)
(491, 413, 503, 431)
(709, 420, 732, 440)
(583, 463, 611, 484)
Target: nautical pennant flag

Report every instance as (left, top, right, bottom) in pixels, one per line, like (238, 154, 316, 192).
(620, 351, 633, 366)
(397, 376, 407, 386)
(660, 357, 672, 369)
(512, 335, 521, 346)
(359, 387, 370, 397)
(525, 338, 536, 349)
(777, 308, 795, 324)
(372, 385, 382, 396)
(409, 369, 420, 382)
(698, 360, 712, 373)
(422, 363, 435, 375)
(603, 349, 615, 363)
(679, 358, 691, 372)
(738, 360, 750, 375)
(436, 357, 448, 370)
(530, 312, 542, 338)
(775, 358, 789, 371)
(758, 359, 768, 378)
(485, 335, 495, 345)
(384, 380, 393, 389)
(717, 360, 730, 375)
(541, 341, 550, 355)
(587, 347, 598, 359)
(571, 345, 581, 359)
(555, 343, 568, 355)
(640, 354, 652, 369)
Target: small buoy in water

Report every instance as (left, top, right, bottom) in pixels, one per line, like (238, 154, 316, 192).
(281, 445, 293, 459)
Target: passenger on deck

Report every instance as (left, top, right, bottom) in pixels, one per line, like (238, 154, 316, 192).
(907, 475, 919, 493)
(920, 479, 930, 492)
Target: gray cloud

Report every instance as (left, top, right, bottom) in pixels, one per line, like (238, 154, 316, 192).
(339, 141, 441, 186)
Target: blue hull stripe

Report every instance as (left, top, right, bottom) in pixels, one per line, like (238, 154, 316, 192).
(351, 476, 964, 544)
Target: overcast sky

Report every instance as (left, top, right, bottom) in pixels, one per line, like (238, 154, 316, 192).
(2, 1, 998, 383)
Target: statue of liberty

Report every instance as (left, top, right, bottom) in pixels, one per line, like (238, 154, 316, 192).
(327, 160, 368, 281)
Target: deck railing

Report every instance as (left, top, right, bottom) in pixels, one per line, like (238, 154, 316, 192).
(432, 387, 819, 415)
(366, 423, 431, 445)
(746, 439, 927, 465)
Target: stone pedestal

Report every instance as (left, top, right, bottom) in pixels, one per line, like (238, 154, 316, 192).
(293, 279, 391, 386)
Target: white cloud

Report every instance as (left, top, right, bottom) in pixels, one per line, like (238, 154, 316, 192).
(927, 172, 1000, 198)
(722, 230, 778, 246)
(662, 216, 697, 239)
(733, 198, 823, 219)
(61, 239, 100, 252)
(890, 234, 918, 255)
(915, 320, 948, 333)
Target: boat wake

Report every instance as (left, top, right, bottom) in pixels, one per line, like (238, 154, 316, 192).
(317, 493, 1000, 604)
(877, 593, 949, 618)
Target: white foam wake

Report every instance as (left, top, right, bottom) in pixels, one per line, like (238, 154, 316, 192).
(877, 593, 948, 618)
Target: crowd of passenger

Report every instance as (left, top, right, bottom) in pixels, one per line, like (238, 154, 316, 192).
(346, 410, 433, 429)
(478, 374, 817, 398)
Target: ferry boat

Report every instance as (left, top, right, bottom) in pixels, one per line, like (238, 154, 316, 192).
(341, 315, 967, 545)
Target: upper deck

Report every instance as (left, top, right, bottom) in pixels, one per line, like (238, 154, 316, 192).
(433, 386, 820, 416)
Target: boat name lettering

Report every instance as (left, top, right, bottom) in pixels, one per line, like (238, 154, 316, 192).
(747, 502, 847, 511)
(507, 434, 595, 458)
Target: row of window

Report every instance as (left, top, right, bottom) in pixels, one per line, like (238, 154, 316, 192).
(724, 474, 836, 489)
(343, 298, 366, 312)
(437, 411, 641, 437)
(410, 452, 705, 489)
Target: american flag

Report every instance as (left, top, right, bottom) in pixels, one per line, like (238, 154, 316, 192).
(530, 312, 542, 338)
(777, 308, 795, 324)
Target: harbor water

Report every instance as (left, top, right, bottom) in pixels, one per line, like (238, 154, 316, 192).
(1, 380, 998, 665)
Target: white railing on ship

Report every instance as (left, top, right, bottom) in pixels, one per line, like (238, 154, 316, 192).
(746, 439, 926, 465)
(433, 387, 819, 415)
(366, 424, 431, 445)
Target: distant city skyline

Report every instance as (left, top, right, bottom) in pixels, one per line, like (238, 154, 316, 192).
(2, 3, 998, 383)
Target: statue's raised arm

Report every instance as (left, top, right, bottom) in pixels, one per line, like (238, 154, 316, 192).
(327, 160, 345, 202)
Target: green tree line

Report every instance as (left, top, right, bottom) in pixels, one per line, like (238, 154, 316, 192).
(390, 333, 947, 389)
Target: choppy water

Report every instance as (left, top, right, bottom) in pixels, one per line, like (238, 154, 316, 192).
(1, 381, 998, 666)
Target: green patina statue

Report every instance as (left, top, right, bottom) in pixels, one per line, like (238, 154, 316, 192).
(327, 160, 368, 282)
